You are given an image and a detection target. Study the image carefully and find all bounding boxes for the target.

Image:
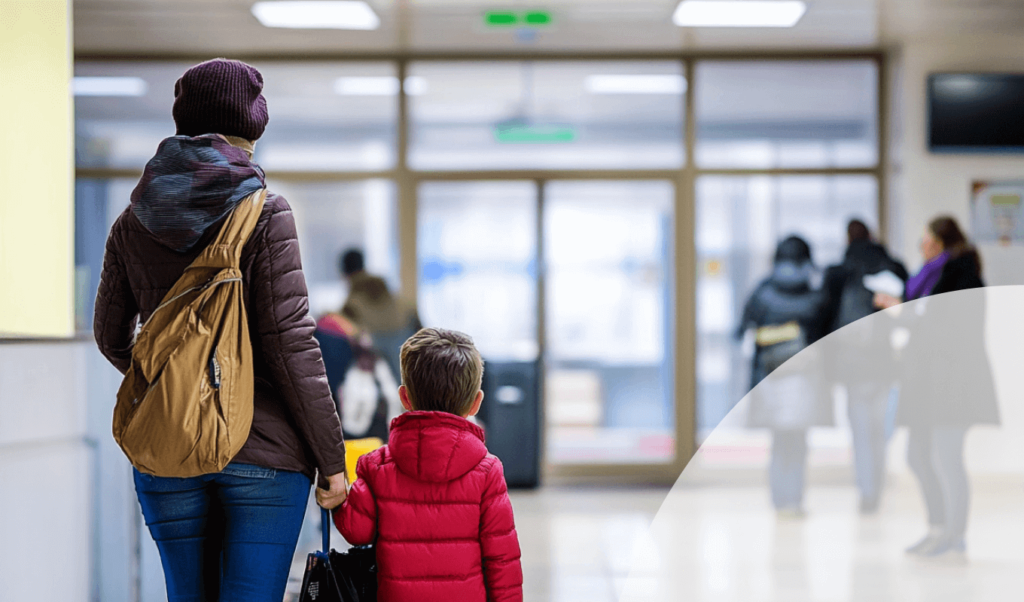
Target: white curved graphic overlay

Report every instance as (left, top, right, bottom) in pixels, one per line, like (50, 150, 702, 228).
(620, 286, 1024, 602)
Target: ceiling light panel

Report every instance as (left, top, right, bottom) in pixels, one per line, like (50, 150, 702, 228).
(673, 1, 807, 28)
(72, 77, 148, 97)
(334, 76, 400, 95)
(334, 76, 428, 96)
(585, 74, 687, 94)
(251, 1, 381, 30)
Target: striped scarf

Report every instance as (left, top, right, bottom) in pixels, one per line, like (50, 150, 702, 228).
(131, 134, 266, 252)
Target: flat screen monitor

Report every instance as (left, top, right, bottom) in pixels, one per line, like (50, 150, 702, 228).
(928, 73, 1024, 153)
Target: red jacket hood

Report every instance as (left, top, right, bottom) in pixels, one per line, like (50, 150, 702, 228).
(388, 411, 488, 482)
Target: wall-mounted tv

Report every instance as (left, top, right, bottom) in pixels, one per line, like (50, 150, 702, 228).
(928, 73, 1024, 153)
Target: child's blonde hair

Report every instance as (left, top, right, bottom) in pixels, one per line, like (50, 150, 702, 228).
(400, 328, 484, 415)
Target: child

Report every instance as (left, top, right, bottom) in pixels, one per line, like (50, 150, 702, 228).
(334, 328, 523, 602)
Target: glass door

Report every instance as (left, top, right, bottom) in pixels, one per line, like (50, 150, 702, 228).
(416, 179, 677, 473)
(416, 181, 542, 486)
(417, 181, 539, 361)
(543, 181, 676, 465)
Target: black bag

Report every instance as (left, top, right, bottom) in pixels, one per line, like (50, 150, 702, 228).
(330, 543, 378, 601)
(299, 508, 377, 602)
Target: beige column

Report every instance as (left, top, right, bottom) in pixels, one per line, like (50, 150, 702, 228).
(0, 0, 74, 337)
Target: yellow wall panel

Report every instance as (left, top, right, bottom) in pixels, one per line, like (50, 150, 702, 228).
(0, 0, 74, 337)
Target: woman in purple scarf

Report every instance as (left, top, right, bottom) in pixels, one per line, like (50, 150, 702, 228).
(873, 216, 998, 561)
(874, 220, 950, 308)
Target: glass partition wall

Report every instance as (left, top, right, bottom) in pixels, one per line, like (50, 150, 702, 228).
(74, 55, 882, 481)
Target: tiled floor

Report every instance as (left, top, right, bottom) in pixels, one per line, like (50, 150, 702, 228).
(287, 477, 1024, 601)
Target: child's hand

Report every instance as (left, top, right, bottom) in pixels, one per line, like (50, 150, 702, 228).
(316, 471, 349, 510)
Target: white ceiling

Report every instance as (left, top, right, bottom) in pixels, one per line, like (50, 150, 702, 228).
(72, 0, 1024, 56)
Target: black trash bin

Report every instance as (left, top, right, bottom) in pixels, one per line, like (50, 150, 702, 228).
(478, 360, 541, 489)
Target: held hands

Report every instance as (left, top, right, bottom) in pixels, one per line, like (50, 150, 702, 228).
(873, 292, 902, 310)
(316, 471, 349, 510)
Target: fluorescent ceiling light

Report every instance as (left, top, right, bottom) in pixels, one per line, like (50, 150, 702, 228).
(72, 77, 148, 97)
(673, 0, 806, 27)
(334, 76, 399, 95)
(404, 76, 428, 96)
(585, 74, 687, 95)
(251, 1, 380, 30)
(333, 76, 428, 96)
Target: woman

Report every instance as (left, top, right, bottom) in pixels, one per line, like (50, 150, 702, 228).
(739, 236, 831, 517)
(875, 216, 999, 558)
(94, 59, 349, 601)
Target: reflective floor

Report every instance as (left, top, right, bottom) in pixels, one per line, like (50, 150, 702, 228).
(287, 478, 1024, 601)
(622, 477, 1024, 602)
(285, 485, 667, 602)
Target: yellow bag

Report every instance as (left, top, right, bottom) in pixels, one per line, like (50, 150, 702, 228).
(112, 189, 267, 477)
(345, 437, 384, 479)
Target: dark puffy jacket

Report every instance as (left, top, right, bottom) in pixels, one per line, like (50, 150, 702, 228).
(931, 248, 984, 295)
(94, 191, 347, 480)
(335, 411, 523, 602)
(739, 264, 827, 388)
(820, 239, 909, 383)
(822, 238, 909, 334)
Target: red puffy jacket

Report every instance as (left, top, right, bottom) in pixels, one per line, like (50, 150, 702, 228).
(334, 411, 523, 602)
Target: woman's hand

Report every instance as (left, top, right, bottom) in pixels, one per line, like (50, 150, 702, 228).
(873, 292, 902, 310)
(316, 471, 349, 509)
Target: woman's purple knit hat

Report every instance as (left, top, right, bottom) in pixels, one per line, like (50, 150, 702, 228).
(172, 58, 269, 141)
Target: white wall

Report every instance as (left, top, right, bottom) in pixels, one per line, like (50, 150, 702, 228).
(890, 34, 1024, 278)
(0, 342, 94, 601)
(0, 341, 157, 602)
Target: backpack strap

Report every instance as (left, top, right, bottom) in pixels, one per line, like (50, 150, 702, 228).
(191, 189, 268, 270)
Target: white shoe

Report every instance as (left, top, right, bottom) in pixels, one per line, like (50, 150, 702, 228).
(776, 507, 807, 520)
(905, 526, 944, 555)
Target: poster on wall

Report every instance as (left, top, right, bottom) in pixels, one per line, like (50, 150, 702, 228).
(971, 181, 1024, 246)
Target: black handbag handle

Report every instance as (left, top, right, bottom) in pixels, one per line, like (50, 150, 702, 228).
(322, 507, 331, 554)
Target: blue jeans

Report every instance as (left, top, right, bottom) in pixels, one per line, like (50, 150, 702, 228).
(133, 463, 311, 602)
(847, 383, 895, 505)
(770, 429, 808, 509)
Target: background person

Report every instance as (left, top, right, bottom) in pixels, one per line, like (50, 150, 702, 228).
(93, 59, 348, 602)
(875, 215, 999, 558)
(339, 248, 422, 380)
(315, 308, 402, 441)
(821, 219, 908, 514)
(738, 236, 831, 517)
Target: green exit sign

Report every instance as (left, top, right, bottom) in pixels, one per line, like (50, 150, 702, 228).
(484, 10, 553, 28)
(494, 124, 575, 144)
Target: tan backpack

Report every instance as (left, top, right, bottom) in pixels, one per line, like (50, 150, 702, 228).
(113, 189, 267, 477)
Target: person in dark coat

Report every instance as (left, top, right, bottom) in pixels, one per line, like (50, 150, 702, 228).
(339, 248, 422, 380)
(821, 219, 908, 514)
(93, 59, 349, 601)
(315, 249, 411, 440)
(738, 236, 830, 516)
(875, 215, 999, 558)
